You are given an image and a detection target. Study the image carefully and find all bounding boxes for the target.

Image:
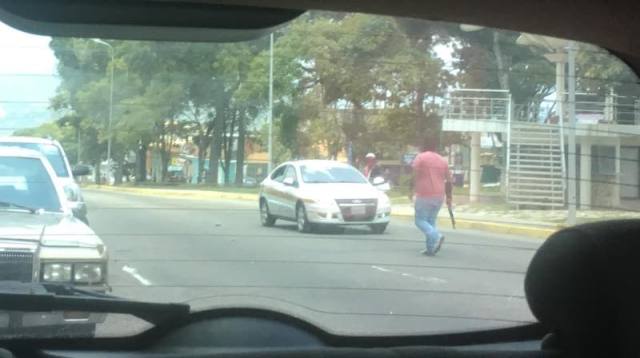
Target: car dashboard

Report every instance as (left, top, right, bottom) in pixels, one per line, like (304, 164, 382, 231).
(0, 308, 555, 358)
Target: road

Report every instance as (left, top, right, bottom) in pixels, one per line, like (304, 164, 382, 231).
(84, 189, 542, 337)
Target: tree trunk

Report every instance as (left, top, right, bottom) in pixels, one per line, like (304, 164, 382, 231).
(94, 160, 101, 185)
(114, 158, 124, 185)
(414, 88, 426, 146)
(208, 113, 224, 186)
(197, 137, 207, 184)
(160, 148, 169, 183)
(136, 141, 147, 183)
(222, 111, 237, 185)
(492, 31, 510, 90)
(234, 110, 246, 186)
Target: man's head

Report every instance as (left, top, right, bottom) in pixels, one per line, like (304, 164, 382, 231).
(420, 135, 439, 152)
(365, 152, 376, 166)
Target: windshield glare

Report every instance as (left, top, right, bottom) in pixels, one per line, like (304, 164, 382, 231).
(1, 8, 640, 339)
(301, 165, 367, 184)
(0, 157, 61, 212)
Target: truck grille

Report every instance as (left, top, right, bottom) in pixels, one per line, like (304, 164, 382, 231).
(0, 249, 35, 282)
(335, 199, 377, 222)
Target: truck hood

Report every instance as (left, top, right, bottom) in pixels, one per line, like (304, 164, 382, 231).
(301, 183, 384, 200)
(0, 211, 102, 248)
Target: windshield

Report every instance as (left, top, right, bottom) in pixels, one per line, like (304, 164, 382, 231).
(1, 9, 640, 339)
(0, 142, 69, 177)
(0, 157, 61, 212)
(300, 164, 367, 184)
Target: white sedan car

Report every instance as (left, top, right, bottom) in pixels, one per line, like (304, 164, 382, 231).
(259, 160, 391, 234)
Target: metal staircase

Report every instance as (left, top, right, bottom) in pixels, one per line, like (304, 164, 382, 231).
(507, 122, 566, 208)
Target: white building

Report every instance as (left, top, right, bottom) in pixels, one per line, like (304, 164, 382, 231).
(442, 89, 640, 210)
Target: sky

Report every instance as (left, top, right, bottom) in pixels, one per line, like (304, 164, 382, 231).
(0, 22, 56, 76)
(0, 22, 58, 133)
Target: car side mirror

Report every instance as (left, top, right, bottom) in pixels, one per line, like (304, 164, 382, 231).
(283, 177, 296, 187)
(372, 176, 385, 185)
(72, 165, 90, 177)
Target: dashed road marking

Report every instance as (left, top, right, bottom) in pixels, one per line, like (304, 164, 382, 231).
(122, 265, 152, 286)
(371, 265, 447, 284)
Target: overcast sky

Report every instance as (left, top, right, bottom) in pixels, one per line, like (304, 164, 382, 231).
(0, 22, 56, 75)
(0, 20, 454, 123)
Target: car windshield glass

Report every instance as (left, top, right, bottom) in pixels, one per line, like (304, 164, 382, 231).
(300, 164, 367, 184)
(0, 143, 69, 177)
(0, 157, 61, 212)
(1, 8, 640, 339)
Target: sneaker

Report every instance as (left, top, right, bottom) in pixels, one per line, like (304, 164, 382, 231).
(434, 235, 445, 254)
(421, 249, 434, 256)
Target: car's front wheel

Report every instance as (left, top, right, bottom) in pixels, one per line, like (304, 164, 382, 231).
(260, 200, 276, 227)
(369, 223, 388, 234)
(296, 204, 313, 233)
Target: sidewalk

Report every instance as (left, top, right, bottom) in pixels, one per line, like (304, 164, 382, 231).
(392, 204, 561, 238)
(85, 184, 588, 239)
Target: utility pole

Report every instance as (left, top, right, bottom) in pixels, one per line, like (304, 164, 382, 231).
(567, 41, 578, 225)
(267, 33, 274, 173)
(92, 39, 114, 184)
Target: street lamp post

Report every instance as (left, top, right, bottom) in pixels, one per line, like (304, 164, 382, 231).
(92, 39, 114, 184)
(267, 33, 274, 173)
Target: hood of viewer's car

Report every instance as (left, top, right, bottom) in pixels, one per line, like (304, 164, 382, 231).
(0, 211, 101, 247)
(301, 183, 383, 200)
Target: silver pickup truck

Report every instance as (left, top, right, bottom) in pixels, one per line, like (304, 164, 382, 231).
(0, 146, 108, 334)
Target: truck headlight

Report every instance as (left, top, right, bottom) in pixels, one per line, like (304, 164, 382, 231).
(73, 263, 104, 283)
(42, 263, 72, 282)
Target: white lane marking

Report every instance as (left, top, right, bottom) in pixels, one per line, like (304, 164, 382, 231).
(371, 265, 392, 273)
(122, 265, 152, 286)
(370, 265, 447, 284)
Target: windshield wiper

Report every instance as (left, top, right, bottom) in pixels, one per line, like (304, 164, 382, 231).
(0, 201, 38, 214)
(0, 281, 190, 325)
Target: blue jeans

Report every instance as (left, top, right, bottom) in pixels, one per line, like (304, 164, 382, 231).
(414, 197, 443, 254)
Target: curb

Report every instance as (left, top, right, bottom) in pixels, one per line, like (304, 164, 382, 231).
(85, 185, 559, 239)
(391, 211, 559, 239)
(83, 184, 258, 201)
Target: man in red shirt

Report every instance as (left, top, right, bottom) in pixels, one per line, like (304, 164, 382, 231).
(410, 136, 452, 256)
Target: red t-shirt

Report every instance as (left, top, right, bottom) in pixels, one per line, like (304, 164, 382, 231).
(412, 151, 450, 199)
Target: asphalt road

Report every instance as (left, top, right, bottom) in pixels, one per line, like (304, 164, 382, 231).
(84, 189, 543, 337)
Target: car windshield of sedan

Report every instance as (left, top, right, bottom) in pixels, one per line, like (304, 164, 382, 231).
(1, 7, 640, 339)
(300, 165, 368, 184)
(0, 157, 61, 212)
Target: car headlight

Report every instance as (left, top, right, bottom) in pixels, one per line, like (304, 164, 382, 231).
(42, 263, 72, 282)
(41, 263, 104, 283)
(303, 197, 335, 208)
(73, 263, 104, 283)
(378, 194, 391, 209)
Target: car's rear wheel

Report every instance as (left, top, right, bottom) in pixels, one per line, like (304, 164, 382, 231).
(260, 200, 276, 227)
(296, 204, 313, 233)
(369, 223, 388, 234)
